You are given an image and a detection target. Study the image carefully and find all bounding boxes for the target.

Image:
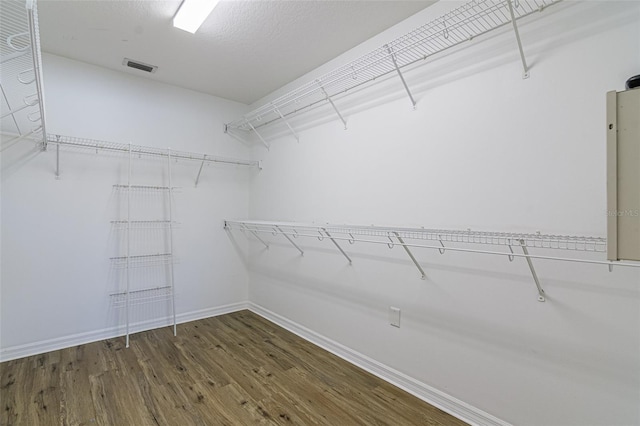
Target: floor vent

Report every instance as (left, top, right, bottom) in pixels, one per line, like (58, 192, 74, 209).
(123, 58, 157, 73)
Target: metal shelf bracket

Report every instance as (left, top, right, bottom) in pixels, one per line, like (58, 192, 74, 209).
(272, 104, 299, 142)
(393, 231, 427, 280)
(243, 224, 269, 249)
(317, 80, 347, 130)
(246, 119, 271, 150)
(386, 44, 417, 109)
(520, 239, 545, 302)
(276, 225, 304, 255)
(195, 155, 206, 187)
(55, 135, 61, 179)
(506, 0, 530, 79)
(322, 227, 352, 264)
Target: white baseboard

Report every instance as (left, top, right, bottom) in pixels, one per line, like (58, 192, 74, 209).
(0, 301, 248, 362)
(2, 300, 508, 425)
(248, 302, 509, 426)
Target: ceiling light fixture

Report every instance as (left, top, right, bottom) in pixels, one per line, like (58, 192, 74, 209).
(173, 0, 220, 34)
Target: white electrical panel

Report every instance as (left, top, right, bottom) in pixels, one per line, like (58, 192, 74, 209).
(607, 88, 640, 261)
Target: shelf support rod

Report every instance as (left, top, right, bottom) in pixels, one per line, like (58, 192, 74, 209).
(276, 225, 304, 256)
(125, 143, 132, 348)
(195, 155, 206, 187)
(272, 104, 299, 142)
(27, 4, 47, 149)
(322, 227, 352, 264)
(55, 135, 60, 179)
(386, 44, 416, 109)
(242, 224, 269, 249)
(506, 0, 530, 79)
(317, 81, 347, 130)
(168, 148, 177, 337)
(246, 119, 270, 150)
(520, 239, 545, 302)
(393, 232, 426, 280)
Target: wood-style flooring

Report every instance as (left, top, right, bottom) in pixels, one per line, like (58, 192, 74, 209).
(0, 310, 467, 425)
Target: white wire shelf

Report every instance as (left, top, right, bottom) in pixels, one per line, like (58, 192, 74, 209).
(110, 220, 175, 229)
(225, 220, 606, 253)
(48, 134, 259, 168)
(1, 0, 47, 150)
(110, 253, 174, 269)
(225, 219, 639, 303)
(225, 0, 560, 138)
(110, 286, 173, 308)
(113, 184, 178, 191)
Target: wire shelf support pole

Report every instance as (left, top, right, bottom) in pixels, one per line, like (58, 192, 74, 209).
(520, 239, 545, 302)
(386, 44, 417, 109)
(272, 104, 299, 142)
(168, 149, 177, 336)
(243, 224, 269, 249)
(55, 142, 60, 179)
(506, 0, 530, 79)
(393, 231, 427, 280)
(246, 119, 271, 150)
(26, 0, 47, 148)
(275, 225, 304, 256)
(322, 227, 352, 264)
(194, 155, 206, 187)
(125, 144, 132, 348)
(317, 81, 347, 130)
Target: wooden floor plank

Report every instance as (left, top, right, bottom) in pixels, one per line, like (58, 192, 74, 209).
(0, 310, 468, 425)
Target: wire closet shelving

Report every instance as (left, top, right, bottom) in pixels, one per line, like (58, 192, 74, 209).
(48, 134, 260, 184)
(224, 0, 561, 146)
(1, 0, 47, 151)
(110, 144, 179, 348)
(225, 220, 640, 303)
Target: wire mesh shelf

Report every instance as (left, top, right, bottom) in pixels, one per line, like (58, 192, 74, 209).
(110, 286, 173, 308)
(225, 0, 560, 134)
(1, 0, 47, 149)
(113, 184, 177, 191)
(225, 220, 606, 253)
(226, 219, 637, 302)
(110, 253, 174, 269)
(48, 134, 260, 168)
(110, 220, 175, 230)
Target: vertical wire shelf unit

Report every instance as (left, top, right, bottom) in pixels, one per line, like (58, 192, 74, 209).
(110, 145, 178, 348)
(224, 0, 561, 144)
(225, 220, 640, 303)
(0, 0, 47, 151)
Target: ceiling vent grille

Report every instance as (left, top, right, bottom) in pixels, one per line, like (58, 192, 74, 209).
(122, 58, 157, 73)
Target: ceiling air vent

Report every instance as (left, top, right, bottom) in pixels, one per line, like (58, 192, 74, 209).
(122, 58, 157, 73)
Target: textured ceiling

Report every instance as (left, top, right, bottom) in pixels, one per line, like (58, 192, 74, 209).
(37, 0, 435, 104)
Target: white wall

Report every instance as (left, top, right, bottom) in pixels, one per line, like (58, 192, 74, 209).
(0, 54, 254, 359)
(247, 1, 640, 425)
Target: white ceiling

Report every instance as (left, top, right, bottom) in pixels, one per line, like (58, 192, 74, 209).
(37, 0, 435, 104)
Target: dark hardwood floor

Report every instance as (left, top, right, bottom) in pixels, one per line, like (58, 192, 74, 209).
(0, 310, 466, 425)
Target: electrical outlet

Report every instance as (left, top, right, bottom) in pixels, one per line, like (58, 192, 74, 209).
(389, 306, 401, 328)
